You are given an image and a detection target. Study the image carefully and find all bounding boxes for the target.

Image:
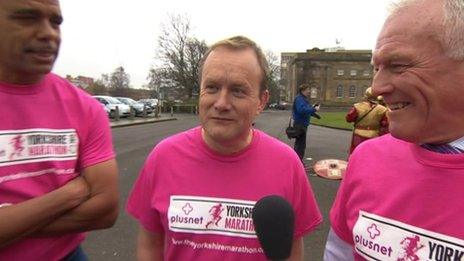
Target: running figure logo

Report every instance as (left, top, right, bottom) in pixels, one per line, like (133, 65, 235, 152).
(9, 135, 25, 160)
(397, 235, 424, 261)
(205, 203, 224, 229)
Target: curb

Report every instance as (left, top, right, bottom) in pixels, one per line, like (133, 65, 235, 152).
(310, 123, 352, 132)
(110, 117, 177, 128)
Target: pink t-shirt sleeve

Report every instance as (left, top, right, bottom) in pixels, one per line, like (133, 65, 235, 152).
(126, 151, 164, 233)
(292, 165, 323, 238)
(78, 101, 115, 169)
(329, 164, 354, 245)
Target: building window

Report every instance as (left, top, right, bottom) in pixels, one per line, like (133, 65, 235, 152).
(363, 70, 370, 76)
(350, 70, 357, 76)
(336, 85, 344, 98)
(337, 69, 344, 76)
(349, 85, 356, 98)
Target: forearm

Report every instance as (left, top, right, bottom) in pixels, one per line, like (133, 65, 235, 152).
(33, 160, 119, 236)
(288, 238, 304, 261)
(0, 183, 87, 247)
(32, 186, 118, 236)
(137, 226, 164, 261)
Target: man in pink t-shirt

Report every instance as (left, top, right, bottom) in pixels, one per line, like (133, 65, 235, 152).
(325, 0, 464, 260)
(127, 36, 322, 260)
(0, 0, 119, 260)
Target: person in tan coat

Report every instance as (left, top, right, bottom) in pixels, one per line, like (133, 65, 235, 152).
(346, 87, 388, 154)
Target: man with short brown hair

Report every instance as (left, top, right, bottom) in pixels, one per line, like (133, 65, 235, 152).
(127, 36, 322, 261)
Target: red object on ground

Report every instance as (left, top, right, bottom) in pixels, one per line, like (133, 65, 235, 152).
(313, 159, 347, 180)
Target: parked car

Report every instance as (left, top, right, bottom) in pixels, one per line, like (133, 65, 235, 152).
(268, 102, 291, 110)
(115, 97, 153, 116)
(93, 95, 131, 118)
(276, 101, 292, 110)
(100, 103, 111, 117)
(268, 103, 278, 110)
(138, 99, 158, 110)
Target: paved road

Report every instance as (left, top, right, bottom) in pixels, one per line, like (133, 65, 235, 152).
(83, 110, 351, 260)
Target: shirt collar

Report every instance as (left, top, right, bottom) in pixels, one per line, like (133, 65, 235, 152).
(449, 136, 464, 151)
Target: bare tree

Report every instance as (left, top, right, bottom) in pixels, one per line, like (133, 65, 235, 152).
(265, 51, 281, 103)
(100, 73, 110, 87)
(109, 66, 131, 97)
(153, 14, 208, 99)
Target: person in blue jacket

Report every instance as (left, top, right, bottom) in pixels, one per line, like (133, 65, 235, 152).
(292, 84, 320, 165)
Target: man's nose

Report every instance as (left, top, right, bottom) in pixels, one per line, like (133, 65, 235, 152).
(372, 68, 393, 97)
(214, 89, 232, 111)
(36, 19, 61, 42)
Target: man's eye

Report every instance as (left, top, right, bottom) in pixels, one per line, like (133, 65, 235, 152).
(232, 88, 246, 97)
(205, 85, 218, 93)
(13, 15, 37, 21)
(391, 64, 408, 73)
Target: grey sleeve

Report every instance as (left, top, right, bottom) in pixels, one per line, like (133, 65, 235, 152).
(323, 228, 355, 261)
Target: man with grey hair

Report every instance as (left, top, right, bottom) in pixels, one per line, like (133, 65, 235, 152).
(325, 0, 464, 259)
(127, 35, 322, 260)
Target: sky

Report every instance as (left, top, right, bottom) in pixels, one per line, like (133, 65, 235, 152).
(53, 0, 394, 88)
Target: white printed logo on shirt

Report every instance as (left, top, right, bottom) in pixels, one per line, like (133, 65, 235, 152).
(0, 129, 78, 167)
(168, 195, 257, 238)
(353, 210, 464, 261)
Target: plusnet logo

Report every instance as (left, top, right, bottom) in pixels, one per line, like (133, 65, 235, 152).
(170, 203, 204, 225)
(355, 223, 393, 258)
(367, 224, 380, 239)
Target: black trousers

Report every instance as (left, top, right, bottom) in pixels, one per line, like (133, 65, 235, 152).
(293, 124, 308, 161)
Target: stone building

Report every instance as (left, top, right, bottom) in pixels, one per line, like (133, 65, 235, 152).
(281, 47, 373, 105)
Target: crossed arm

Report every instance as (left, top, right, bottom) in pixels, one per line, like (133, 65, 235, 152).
(0, 159, 119, 247)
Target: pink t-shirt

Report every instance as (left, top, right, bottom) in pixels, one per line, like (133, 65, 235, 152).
(0, 73, 115, 260)
(127, 127, 322, 260)
(330, 134, 464, 260)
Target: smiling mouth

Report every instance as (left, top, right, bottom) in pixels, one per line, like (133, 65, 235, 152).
(387, 102, 410, 111)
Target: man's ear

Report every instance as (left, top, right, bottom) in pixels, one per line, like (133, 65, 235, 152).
(257, 90, 270, 115)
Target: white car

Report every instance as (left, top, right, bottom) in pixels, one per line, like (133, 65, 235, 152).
(94, 95, 131, 118)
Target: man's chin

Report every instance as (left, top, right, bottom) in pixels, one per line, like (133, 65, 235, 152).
(207, 131, 234, 143)
(389, 127, 423, 144)
(21, 64, 54, 76)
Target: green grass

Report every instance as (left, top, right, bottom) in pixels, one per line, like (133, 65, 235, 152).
(311, 112, 353, 130)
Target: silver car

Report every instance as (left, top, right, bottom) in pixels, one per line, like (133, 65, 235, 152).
(94, 95, 131, 118)
(115, 97, 153, 116)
